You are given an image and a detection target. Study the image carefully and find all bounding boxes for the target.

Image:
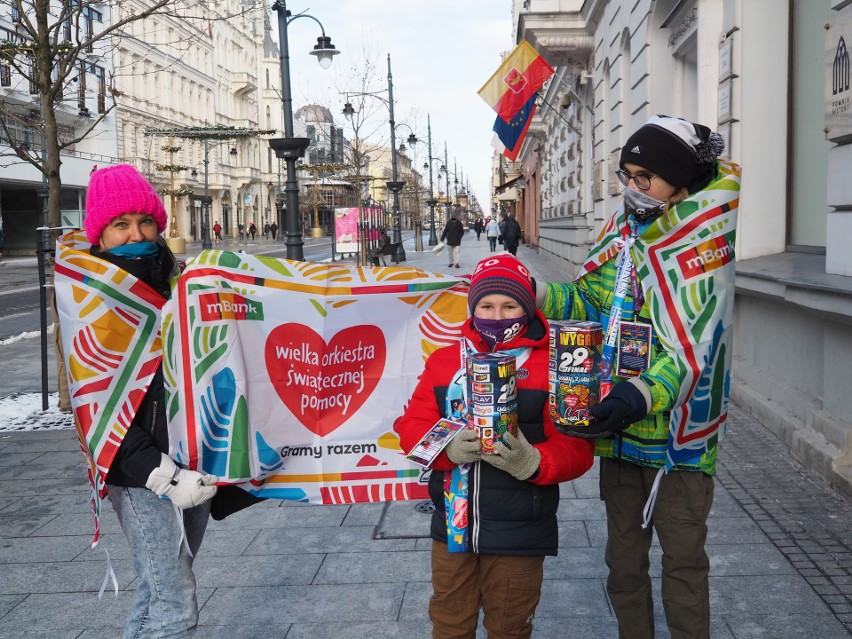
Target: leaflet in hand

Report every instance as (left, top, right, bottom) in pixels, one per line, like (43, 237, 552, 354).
(406, 418, 467, 468)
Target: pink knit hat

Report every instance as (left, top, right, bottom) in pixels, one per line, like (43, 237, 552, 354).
(84, 164, 167, 245)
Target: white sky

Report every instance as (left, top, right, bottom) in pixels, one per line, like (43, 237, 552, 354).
(276, 0, 514, 215)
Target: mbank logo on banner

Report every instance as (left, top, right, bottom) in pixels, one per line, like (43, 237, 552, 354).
(676, 236, 734, 279)
(198, 292, 264, 321)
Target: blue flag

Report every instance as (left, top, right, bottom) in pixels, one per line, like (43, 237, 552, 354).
(492, 94, 537, 161)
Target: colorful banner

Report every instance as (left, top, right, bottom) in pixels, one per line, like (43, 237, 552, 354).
(162, 250, 471, 504)
(334, 207, 359, 254)
(478, 40, 554, 123)
(54, 230, 169, 545)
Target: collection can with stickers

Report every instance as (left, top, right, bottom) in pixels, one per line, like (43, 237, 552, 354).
(548, 320, 603, 428)
(466, 352, 518, 454)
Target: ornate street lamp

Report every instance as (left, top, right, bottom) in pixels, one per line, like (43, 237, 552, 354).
(343, 54, 408, 263)
(269, 0, 339, 261)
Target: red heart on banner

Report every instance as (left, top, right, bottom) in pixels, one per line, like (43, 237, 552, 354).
(265, 323, 386, 437)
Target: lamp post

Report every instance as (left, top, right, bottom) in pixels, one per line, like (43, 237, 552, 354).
(342, 54, 410, 263)
(422, 114, 442, 246)
(384, 54, 405, 263)
(269, 0, 339, 261)
(444, 141, 451, 226)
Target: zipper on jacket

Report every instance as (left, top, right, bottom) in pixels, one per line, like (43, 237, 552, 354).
(470, 461, 481, 553)
(151, 400, 159, 436)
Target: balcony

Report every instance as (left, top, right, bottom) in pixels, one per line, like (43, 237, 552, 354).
(231, 71, 257, 95)
(517, 1, 595, 67)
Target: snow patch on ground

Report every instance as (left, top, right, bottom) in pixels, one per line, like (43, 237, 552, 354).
(0, 392, 73, 431)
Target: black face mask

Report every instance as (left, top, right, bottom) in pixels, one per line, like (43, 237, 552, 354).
(624, 187, 666, 222)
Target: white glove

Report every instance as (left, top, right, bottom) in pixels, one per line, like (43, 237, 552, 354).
(445, 428, 482, 464)
(146, 453, 219, 509)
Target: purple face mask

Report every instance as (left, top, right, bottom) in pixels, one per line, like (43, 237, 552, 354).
(472, 315, 528, 350)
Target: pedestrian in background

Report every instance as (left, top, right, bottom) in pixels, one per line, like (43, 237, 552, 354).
(270, 221, 278, 240)
(500, 213, 522, 256)
(212, 220, 222, 243)
(394, 253, 594, 639)
(536, 115, 736, 639)
(485, 216, 500, 252)
(440, 213, 465, 269)
(248, 221, 257, 240)
(263, 222, 271, 239)
(473, 217, 484, 241)
(79, 164, 218, 638)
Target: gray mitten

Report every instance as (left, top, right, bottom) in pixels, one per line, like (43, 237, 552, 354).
(146, 453, 219, 509)
(445, 428, 482, 464)
(482, 429, 541, 481)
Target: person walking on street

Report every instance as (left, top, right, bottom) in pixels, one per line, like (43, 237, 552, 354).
(212, 221, 222, 244)
(394, 253, 594, 639)
(536, 115, 737, 639)
(263, 222, 271, 239)
(440, 213, 465, 269)
(73, 165, 219, 638)
(485, 217, 500, 252)
(473, 217, 484, 241)
(248, 222, 257, 241)
(237, 223, 245, 241)
(500, 214, 522, 256)
(270, 222, 278, 240)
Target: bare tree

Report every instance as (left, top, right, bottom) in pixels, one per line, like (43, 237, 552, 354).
(0, 0, 257, 231)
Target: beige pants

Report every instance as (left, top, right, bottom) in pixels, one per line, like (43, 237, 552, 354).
(447, 245, 460, 266)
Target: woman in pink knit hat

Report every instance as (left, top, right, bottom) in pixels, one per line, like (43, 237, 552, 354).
(84, 164, 218, 638)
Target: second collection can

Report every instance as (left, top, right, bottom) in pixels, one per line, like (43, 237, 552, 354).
(548, 320, 603, 427)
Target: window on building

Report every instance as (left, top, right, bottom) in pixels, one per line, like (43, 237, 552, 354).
(92, 64, 105, 113)
(26, 53, 37, 94)
(82, 6, 102, 53)
(77, 61, 87, 114)
(790, 0, 832, 248)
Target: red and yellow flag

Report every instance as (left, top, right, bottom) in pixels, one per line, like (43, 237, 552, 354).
(478, 40, 554, 123)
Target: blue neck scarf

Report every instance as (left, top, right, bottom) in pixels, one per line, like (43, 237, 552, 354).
(107, 242, 159, 259)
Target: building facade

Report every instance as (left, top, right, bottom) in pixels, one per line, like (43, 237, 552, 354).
(503, 0, 852, 495)
(0, 0, 115, 253)
(112, 0, 280, 244)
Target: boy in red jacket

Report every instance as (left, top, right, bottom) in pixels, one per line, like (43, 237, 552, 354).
(394, 253, 594, 639)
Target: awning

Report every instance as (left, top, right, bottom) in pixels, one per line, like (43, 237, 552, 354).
(494, 175, 526, 194)
(496, 187, 519, 201)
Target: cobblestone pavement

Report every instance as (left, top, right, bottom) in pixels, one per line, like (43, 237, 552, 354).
(717, 405, 852, 634)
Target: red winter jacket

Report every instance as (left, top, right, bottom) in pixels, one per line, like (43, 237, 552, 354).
(394, 312, 594, 556)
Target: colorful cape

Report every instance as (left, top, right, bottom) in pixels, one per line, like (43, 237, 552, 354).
(162, 251, 470, 504)
(54, 231, 167, 545)
(579, 160, 741, 469)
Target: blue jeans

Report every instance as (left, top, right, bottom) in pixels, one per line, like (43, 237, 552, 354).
(488, 236, 497, 251)
(108, 486, 211, 639)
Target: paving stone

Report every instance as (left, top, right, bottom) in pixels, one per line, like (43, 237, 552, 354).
(245, 525, 415, 556)
(194, 552, 323, 587)
(314, 549, 430, 585)
(200, 583, 405, 625)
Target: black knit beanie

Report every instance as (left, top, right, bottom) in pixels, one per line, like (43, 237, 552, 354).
(619, 115, 725, 193)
